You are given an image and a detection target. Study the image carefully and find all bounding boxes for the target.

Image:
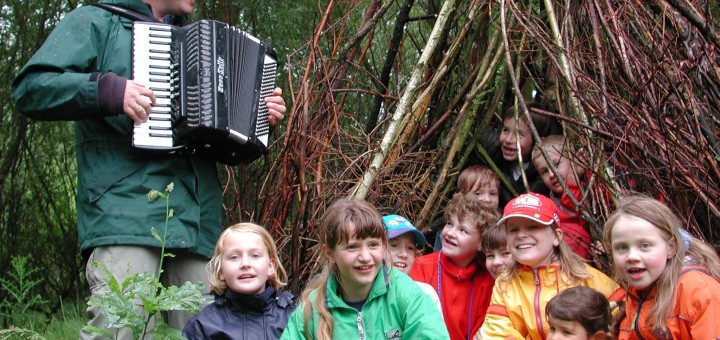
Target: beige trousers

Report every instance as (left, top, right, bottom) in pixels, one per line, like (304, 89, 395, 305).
(80, 245, 210, 340)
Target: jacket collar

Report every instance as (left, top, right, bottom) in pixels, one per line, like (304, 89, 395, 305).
(100, 0, 187, 25)
(626, 283, 657, 303)
(219, 285, 277, 313)
(440, 252, 480, 280)
(100, 0, 154, 17)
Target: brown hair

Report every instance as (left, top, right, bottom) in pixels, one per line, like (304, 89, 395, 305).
(444, 192, 501, 236)
(299, 198, 387, 340)
(546, 286, 611, 336)
(457, 165, 500, 195)
(603, 194, 720, 330)
(207, 223, 287, 295)
(481, 223, 507, 254)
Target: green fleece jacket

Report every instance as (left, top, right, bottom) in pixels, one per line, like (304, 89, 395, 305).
(12, 0, 221, 258)
(281, 266, 449, 340)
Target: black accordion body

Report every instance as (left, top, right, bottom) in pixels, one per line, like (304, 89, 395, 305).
(131, 20, 278, 165)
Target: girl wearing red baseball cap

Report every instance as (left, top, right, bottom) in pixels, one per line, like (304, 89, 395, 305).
(475, 192, 621, 340)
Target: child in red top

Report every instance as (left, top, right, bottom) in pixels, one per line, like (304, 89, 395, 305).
(410, 193, 499, 340)
(532, 135, 592, 259)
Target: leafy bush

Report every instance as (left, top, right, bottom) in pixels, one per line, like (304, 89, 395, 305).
(0, 256, 48, 329)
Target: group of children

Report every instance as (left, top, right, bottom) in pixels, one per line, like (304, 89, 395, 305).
(179, 106, 720, 339)
(181, 193, 720, 339)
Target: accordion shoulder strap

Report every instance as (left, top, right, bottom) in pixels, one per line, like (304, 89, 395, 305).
(91, 3, 159, 23)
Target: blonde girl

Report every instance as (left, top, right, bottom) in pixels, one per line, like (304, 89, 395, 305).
(476, 193, 619, 340)
(183, 223, 296, 340)
(280, 198, 448, 340)
(603, 195, 720, 338)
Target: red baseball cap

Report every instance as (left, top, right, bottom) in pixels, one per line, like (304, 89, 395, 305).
(497, 192, 560, 226)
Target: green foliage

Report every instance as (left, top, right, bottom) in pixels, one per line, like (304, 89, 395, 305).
(0, 327, 44, 340)
(0, 256, 48, 329)
(82, 183, 204, 340)
(42, 299, 86, 339)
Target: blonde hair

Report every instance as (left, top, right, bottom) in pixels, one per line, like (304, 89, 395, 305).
(603, 194, 720, 330)
(300, 198, 387, 340)
(497, 220, 590, 290)
(207, 222, 288, 295)
(457, 165, 500, 194)
(532, 135, 577, 167)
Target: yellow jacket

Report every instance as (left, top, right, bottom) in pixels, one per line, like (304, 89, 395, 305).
(477, 263, 619, 340)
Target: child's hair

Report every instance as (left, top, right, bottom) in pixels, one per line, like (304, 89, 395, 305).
(501, 102, 563, 139)
(457, 165, 500, 194)
(603, 194, 720, 330)
(481, 223, 507, 254)
(497, 193, 590, 289)
(300, 198, 387, 340)
(444, 192, 501, 237)
(546, 286, 611, 336)
(207, 222, 288, 295)
(531, 135, 571, 164)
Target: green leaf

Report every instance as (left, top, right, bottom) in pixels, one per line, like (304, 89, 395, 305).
(150, 322, 185, 340)
(82, 325, 114, 338)
(155, 282, 205, 314)
(151, 227, 162, 242)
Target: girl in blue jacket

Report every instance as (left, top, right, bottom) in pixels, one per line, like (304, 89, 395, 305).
(281, 198, 448, 340)
(183, 223, 297, 339)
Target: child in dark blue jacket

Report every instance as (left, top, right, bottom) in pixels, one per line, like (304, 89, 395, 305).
(183, 223, 296, 339)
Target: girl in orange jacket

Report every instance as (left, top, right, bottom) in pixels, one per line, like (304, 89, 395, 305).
(603, 195, 720, 339)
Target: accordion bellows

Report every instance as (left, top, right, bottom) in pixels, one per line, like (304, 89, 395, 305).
(132, 20, 277, 165)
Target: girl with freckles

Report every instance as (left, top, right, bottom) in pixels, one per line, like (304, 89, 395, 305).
(603, 195, 720, 339)
(183, 223, 296, 340)
(281, 198, 447, 340)
(476, 193, 620, 340)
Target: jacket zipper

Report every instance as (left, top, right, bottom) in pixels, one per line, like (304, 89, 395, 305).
(633, 293, 647, 340)
(357, 311, 365, 340)
(533, 269, 545, 339)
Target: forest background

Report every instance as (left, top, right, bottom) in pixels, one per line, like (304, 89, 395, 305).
(2, 0, 720, 331)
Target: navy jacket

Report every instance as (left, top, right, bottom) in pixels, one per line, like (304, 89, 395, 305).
(183, 286, 297, 340)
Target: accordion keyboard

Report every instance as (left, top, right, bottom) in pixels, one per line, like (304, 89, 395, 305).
(131, 23, 178, 149)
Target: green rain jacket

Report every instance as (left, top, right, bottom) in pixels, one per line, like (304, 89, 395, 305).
(281, 266, 449, 340)
(11, 0, 222, 258)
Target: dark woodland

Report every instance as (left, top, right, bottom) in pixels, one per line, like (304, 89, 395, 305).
(1, 0, 719, 317)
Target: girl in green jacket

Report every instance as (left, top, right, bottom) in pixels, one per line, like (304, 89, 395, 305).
(280, 198, 448, 340)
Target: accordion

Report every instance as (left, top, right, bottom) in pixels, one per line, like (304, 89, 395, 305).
(131, 19, 278, 165)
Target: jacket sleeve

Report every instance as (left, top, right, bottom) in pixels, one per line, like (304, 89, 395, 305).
(181, 316, 205, 340)
(475, 284, 524, 340)
(680, 272, 720, 338)
(12, 7, 112, 121)
(280, 305, 309, 340)
(398, 278, 450, 339)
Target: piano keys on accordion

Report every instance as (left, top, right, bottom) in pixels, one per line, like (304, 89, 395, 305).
(131, 19, 278, 165)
